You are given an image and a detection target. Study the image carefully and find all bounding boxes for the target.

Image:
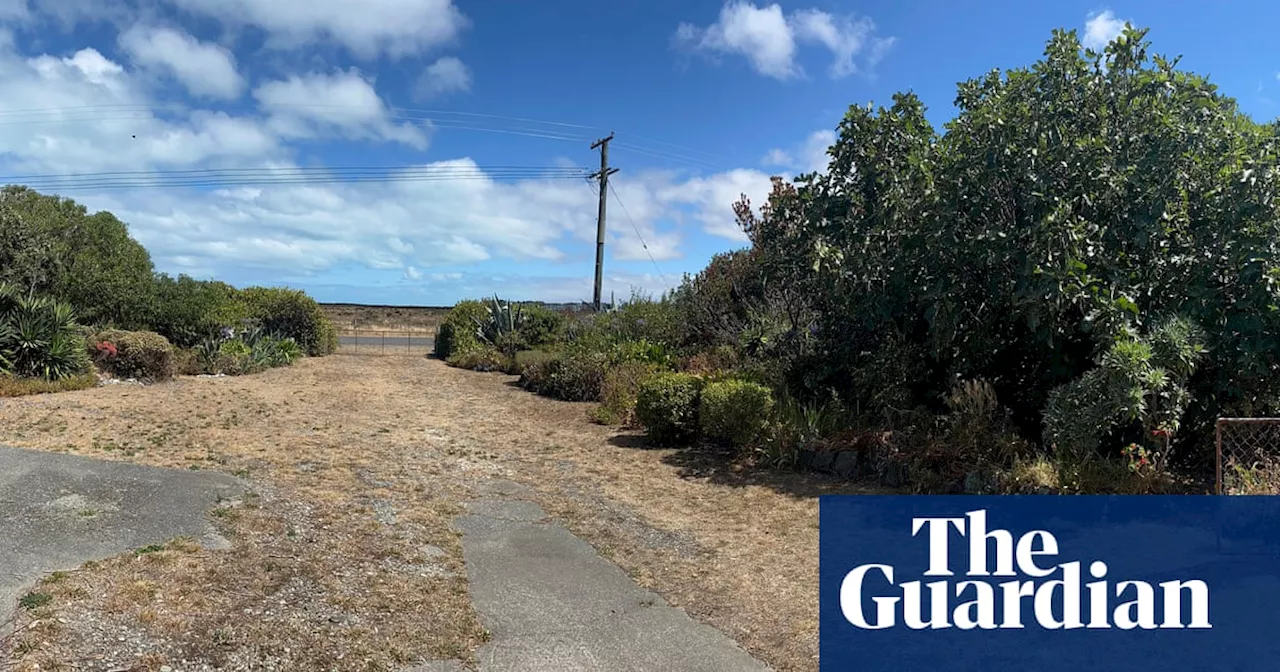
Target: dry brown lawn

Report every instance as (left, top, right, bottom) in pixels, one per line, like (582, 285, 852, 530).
(0, 354, 874, 671)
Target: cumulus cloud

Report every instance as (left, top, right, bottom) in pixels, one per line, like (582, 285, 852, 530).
(164, 0, 468, 59)
(762, 129, 834, 174)
(1083, 10, 1127, 50)
(415, 56, 471, 100)
(119, 25, 244, 99)
(0, 14, 771, 301)
(674, 1, 893, 80)
(253, 69, 428, 148)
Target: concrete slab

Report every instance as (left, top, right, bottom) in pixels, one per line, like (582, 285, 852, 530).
(0, 445, 245, 621)
(456, 497, 771, 672)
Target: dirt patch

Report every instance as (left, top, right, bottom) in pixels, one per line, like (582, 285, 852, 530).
(321, 304, 448, 333)
(0, 355, 876, 671)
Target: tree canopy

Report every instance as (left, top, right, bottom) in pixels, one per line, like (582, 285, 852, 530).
(734, 27, 1280, 458)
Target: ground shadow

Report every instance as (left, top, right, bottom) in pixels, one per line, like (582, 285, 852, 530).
(606, 434, 888, 499)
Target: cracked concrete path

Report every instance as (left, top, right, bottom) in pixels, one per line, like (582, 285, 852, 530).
(456, 482, 771, 672)
(0, 445, 245, 623)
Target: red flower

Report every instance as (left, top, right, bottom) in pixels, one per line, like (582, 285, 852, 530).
(94, 341, 118, 359)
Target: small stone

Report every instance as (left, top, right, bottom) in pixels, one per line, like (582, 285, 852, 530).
(160, 667, 173, 672)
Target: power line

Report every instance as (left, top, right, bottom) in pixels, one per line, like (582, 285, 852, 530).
(607, 180, 667, 283)
(0, 104, 737, 172)
(0, 165, 590, 192)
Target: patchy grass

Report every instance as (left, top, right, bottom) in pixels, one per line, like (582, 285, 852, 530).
(0, 354, 863, 672)
(0, 373, 98, 398)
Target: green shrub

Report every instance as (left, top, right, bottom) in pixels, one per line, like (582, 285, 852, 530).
(510, 349, 557, 376)
(635, 372, 704, 445)
(434, 300, 488, 360)
(91, 329, 175, 380)
(699, 379, 775, 448)
(0, 285, 92, 381)
(592, 360, 660, 426)
(545, 348, 609, 401)
(518, 304, 564, 348)
(146, 275, 249, 347)
(517, 351, 560, 394)
(238, 286, 336, 356)
(447, 345, 508, 372)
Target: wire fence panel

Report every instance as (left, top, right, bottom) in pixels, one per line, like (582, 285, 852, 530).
(1216, 418, 1280, 495)
(335, 327, 435, 357)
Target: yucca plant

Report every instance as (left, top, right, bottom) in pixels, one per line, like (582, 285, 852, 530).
(0, 285, 91, 381)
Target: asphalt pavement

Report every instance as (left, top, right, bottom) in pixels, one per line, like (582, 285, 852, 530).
(456, 481, 771, 671)
(0, 445, 245, 623)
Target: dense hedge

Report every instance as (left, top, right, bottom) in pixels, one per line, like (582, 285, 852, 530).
(239, 287, 338, 357)
(91, 329, 175, 381)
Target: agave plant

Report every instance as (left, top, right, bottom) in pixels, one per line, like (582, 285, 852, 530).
(0, 286, 90, 380)
(473, 294, 526, 346)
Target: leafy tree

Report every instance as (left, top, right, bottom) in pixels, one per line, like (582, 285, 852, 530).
(737, 26, 1280, 459)
(0, 186, 155, 326)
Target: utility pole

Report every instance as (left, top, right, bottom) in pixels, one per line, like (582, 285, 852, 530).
(590, 132, 619, 311)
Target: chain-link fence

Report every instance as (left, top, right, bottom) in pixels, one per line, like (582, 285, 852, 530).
(335, 326, 435, 357)
(1216, 418, 1280, 495)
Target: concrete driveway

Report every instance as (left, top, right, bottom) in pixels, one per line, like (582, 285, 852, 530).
(0, 446, 245, 622)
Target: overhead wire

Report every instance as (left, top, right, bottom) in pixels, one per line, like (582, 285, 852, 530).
(0, 165, 591, 192)
(607, 179, 667, 283)
(0, 104, 737, 172)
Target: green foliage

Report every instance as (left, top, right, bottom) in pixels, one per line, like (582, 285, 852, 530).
(473, 295, 527, 355)
(147, 274, 247, 347)
(670, 250, 765, 348)
(193, 328, 301, 376)
(0, 187, 155, 327)
(592, 360, 662, 426)
(733, 26, 1280, 463)
(91, 329, 175, 381)
(1044, 318, 1205, 459)
(0, 284, 91, 381)
(518, 304, 564, 348)
(238, 286, 336, 356)
(699, 379, 775, 448)
(435, 299, 488, 360)
(446, 345, 508, 372)
(635, 372, 704, 445)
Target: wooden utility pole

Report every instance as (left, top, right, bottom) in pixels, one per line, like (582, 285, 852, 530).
(590, 132, 619, 311)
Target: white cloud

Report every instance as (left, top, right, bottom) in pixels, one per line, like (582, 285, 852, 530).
(253, 70, 428, 148)
(166, 0, 468, 59)
(415, 56, 471, 100)
(119, 25, 244, 99)
(762, 129, 834, 174)
(0, 43, 279, 175)
(761, 147, 792, 167)
(1083, 10, 1127, 50)
(674, 1, 892, 80)
(0, 31, 771, 300)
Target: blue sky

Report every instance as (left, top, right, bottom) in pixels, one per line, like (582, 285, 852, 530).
(0, 1, 1274, 306)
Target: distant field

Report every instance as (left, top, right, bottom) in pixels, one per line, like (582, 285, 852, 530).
(321, 303, 450, 333)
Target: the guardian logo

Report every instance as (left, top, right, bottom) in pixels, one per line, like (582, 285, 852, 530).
(840, 509, 1211, 631)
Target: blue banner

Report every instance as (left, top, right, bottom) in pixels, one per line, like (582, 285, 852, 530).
(819, 496, 1280, 671)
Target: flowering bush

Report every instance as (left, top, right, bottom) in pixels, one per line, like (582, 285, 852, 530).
(1121, 443, 1154, 476)
(93, 341, 118, 359)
